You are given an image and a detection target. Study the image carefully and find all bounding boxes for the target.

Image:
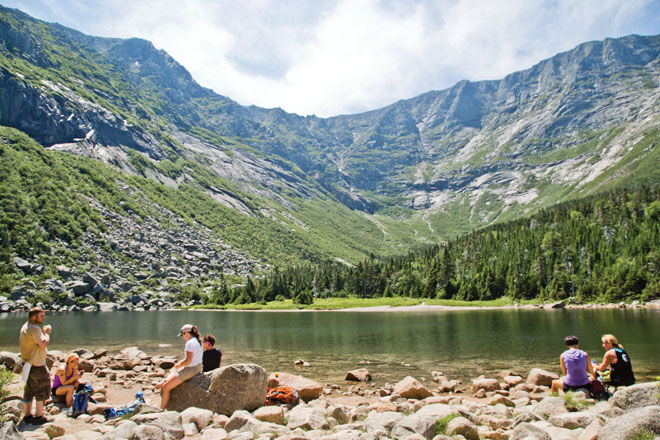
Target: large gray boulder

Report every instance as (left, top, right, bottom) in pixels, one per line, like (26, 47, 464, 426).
(526, 368, 559, 387)
(597, 406, 660, 440)
(168, 363, 267, 415)
(0, 351, 20, 370)
(510, 422, 552, 440)
(131, 411, 184, 440)
(610, 382, 660, 411)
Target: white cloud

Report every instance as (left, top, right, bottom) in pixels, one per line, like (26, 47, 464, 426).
(3, 0, 660, 116)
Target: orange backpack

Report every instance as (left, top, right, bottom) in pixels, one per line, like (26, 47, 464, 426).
(265, 386, 299, 406)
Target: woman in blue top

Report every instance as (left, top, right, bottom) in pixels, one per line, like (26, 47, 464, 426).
(156, 324, 203, 409)
(551, 335, 594, 394)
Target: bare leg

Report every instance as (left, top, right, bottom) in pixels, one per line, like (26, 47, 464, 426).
(551, 379, 563, 394)
(160, 375, 182, 410)
(35, 400, 45, 418)
(56, 385, 76, 407)
(23, 401, 33, 418)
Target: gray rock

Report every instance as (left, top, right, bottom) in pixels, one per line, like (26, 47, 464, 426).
(510, 422, 553, 440)
(391, 414, 436, 439)
(168, 364, 267, 415)
(0, 421, 22, 440)
(548, 411, 595, 429)
(101, 420, 139, 440)
(225, 410, 290, 436)
(345, 368, 372, 382)
(131, 411, 184, 440)
(532, 396, 567, 419)
(610, 382, 660, 411)
(131, 424, 165, 440)
(446, 416, 479, 440)
(364, 411, 403, 434)
(392, 376, 433, 400)
(597, 405, 660, 440)
(287, 405, 330, 431)
(0, 351, 20, 370)
(328, 404, 349, 425)
(526, 368, 559, 387)
(180, 407, 213, 431)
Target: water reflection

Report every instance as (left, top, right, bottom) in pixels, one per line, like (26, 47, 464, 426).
(0, 309, 658, 385)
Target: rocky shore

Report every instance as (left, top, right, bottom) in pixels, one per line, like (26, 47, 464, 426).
(1, 348, 659, 440)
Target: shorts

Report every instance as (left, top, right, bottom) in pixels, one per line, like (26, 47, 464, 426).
(23, 365, 51, 403)
(177, 363, 203, 382)
(563, 382, 590, 392)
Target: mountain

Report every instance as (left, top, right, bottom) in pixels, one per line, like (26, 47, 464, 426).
(1, 5, 660, 299)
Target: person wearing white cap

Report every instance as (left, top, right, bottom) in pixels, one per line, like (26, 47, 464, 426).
(155, 324, 203, 409)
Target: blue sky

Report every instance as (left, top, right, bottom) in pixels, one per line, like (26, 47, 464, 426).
(3, 0, 660, 117)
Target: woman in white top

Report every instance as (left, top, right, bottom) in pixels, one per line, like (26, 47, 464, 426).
(157, 324, 203, 409)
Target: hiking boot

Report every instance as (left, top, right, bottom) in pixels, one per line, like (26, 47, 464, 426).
(20, 415, 34, 425)
(30, 415, 50, 425)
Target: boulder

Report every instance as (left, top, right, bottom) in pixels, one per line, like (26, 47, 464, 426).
(446, 416, 480, 440)
(168, 363, 267, 415)
(180, 407, 213, 431)
(0, 421, 22, 440)
(286, 405, 330, 431)
(364, 411, 403, 434)
(0, 351, 20, 370)
(391, 413, 436, 439)
(392, 376, 433, 400)
(131, 411, 184, 440)
(526, 368, 559, 387)
(345, 368, 372, 382)
(610, 382, 660, 411)
(597, 405, 660, 440)
(253, 406, 285, 425)
(200, 428, 228, 440)
(548, 411, 595, 429)
(225, 410, 290, 436)
(510, 422, 552, 440)
(471, 377, 501, 393)
(268, 371, 322, 402)
(532, 396, 567, 419)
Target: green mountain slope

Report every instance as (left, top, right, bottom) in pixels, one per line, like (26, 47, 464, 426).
(1, 5, 660, 301)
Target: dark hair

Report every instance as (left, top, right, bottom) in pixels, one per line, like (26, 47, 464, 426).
(564, 335, 579, 346)
(202, 334, 216, 346)
(188, 325, 201, 342)
(28, 307, 44, 319)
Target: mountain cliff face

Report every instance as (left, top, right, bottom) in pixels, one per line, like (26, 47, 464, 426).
(1, 4, 660, 260)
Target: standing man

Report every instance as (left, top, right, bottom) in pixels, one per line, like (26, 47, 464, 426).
(201, 334, 222, 372)
(19, 307, 51, 425)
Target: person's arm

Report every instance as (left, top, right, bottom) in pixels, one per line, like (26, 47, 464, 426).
(560, 354, 567, 376)
(176, 350, 193, 368)
(586, 353, 595, 378)
(34, 325, 50, 349)
(595, 350, 616, 371)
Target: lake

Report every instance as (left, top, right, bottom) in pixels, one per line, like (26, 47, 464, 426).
(1, 308, 658, 386)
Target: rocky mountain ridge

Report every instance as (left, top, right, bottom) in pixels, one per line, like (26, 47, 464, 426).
(1, 4, 660, 264)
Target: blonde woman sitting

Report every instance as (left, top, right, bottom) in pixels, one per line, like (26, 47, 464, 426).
(51, 353, 83, 407)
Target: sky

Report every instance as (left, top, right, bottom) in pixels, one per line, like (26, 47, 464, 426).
(3, 0, 660, 117)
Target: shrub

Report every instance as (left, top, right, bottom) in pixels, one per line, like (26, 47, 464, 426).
(0, 365, 14, 421)
(434, 414, 459, 436)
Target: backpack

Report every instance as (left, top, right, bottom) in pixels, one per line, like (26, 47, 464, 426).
(589, 379, 611, 401)
(68, 384, 94, 418)
(265, 386, 299, 406)
(103, 391, 145, 420)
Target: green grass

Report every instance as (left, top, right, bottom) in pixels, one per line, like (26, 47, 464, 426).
(190, 295, 535, 310)
(434, 414, 460, 436)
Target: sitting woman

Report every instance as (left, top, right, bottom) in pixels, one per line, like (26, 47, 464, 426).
(52, 353, 83, 407)
(551, 335, 594, 394)
(594, 334, 635, 388)
(156, 324, 203, 409)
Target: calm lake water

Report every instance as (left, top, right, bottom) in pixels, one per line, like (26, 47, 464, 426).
(1, 308, 658, 386)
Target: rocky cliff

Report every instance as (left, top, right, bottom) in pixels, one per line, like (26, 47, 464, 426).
(1, 4, 660, 256)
